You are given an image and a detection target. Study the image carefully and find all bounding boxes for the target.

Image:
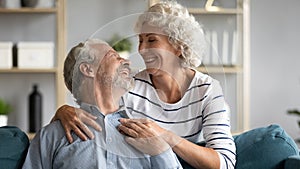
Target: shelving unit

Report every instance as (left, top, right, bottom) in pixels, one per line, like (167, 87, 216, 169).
(149, 0, 250, 133)
(0, 0, 66, 130)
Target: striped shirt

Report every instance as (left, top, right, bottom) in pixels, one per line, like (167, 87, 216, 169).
(122, 69, 236, 169)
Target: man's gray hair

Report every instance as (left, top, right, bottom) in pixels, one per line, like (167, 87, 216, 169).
(63, 39, 108, 104)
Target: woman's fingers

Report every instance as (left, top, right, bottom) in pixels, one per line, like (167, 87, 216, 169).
(125, 136, 170, 156)
(53, 105, 101, 143)
(118, 124, 139, 138)
(118, 118, 158, 138)
(80, 110, 102, 131)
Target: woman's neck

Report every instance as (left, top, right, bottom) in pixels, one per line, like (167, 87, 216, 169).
(150, 68, 195, 103)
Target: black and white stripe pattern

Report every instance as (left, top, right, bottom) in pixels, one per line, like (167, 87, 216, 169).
(122, 70, 236, 169)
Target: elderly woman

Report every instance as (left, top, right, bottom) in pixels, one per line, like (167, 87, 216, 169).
(53, 1, 236, 169)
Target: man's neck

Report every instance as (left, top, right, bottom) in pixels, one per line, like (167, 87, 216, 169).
(94, 85, 124, 115)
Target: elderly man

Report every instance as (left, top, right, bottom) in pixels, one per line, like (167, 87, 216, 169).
(22, 39, 181, 169)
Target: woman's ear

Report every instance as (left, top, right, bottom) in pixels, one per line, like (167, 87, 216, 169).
(173, 44, 182, 57)
(79, 63, 95, 77)
(176, 48, 182, 57)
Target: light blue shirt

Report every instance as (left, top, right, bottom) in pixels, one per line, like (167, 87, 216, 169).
(22, 103, 182, 169)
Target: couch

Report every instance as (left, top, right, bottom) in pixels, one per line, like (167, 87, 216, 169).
(0, 124, 299, 169)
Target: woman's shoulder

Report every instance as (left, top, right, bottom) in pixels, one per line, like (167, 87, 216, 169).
(193, 69, 214, 83)
(134, 69, 148, 79)
(133, 70, 153, 86)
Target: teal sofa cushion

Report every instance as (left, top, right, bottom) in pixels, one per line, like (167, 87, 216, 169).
(234, 124, 299, 169)
(0, 126, 29, 169)
(284, 155, 300, 169)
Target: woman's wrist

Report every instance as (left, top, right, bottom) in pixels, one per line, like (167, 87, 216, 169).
(161, 130, 184, 148)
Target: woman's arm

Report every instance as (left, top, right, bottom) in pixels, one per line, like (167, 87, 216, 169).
(118, 118, 220, 169)
(51, 105, 101, 143)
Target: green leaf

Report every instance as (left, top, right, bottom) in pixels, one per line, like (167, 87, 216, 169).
(287, 109, 300, 116)
(108, 34, 132, 52)
(0, 99, 12, 115)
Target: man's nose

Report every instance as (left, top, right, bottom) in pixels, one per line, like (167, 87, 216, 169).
(121, 58, 131, 65)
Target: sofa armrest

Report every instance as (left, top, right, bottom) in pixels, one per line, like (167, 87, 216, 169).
(0, 126, 29, 169)
(285, 155, 300, 169)
(234, 124, 299, 169)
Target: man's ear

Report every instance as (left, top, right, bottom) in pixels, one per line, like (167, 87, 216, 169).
(79, 63, 95, 77)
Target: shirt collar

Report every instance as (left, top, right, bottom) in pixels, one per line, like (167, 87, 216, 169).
(80, 102, 127, 118)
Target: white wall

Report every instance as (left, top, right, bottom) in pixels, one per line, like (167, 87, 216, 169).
(250, 0, 300, 140)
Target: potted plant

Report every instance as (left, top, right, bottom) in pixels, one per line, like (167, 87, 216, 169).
(108, 34, 132, 59)
(287, 109, 300, 143)
(0, 98, 12, 127)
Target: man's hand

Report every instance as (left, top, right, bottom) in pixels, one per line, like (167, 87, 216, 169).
(51, 105, 102, 143)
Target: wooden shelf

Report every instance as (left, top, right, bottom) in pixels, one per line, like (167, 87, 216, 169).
(0, 8, 57, 13)
(188, 8, 243, 15)
(0, 68, 57, 73)
(27, 132, 36, 140)
(197, 66, 243, 74)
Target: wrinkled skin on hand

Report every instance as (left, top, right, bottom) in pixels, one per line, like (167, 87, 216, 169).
(118, 118, 171, 156)
(51, 105, 102, 143)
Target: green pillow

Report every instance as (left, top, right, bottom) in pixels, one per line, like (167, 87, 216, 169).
(0, 126, 29, 169)
(234, 124, 299, 169)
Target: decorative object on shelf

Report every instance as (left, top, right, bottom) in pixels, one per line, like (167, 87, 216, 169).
(0, 98, 12, 127)
(36, 0, 55, 8)
(108, 34, 132, 59)
(0, 42, 13, 69)
(17, 41, 54, 69)
(205, 0, 222, 12)
(287, 109, 300, 143)
(0, 0, 21, 9)
(28, 84, 42, 132)
(21, 0, 38, 7)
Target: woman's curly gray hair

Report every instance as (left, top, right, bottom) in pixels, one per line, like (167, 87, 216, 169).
(134, 1, 206, 68)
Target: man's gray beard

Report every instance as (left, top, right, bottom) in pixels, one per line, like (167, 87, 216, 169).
(113, 73, 135, 91)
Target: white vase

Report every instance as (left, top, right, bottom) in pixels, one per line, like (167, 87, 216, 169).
(0, 0, 21, 8)
(0, 115, 8, 127)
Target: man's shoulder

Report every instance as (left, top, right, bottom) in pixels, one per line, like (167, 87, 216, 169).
(33, 120, 67, 144)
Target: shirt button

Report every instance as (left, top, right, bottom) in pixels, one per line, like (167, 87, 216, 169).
(107, 161, 114, 168)
(107, 137, 112, 143)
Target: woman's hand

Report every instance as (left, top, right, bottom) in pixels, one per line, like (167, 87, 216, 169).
(51, 105, 102, 143)
(118, 118, 170, 156)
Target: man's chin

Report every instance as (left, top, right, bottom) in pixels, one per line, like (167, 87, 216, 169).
(114, 78, 135, 92)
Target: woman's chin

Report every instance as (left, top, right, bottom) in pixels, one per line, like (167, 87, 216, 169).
(145, 68, 161, 75)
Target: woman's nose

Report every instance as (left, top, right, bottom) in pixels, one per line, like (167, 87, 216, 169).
(138, 40, 148, 51)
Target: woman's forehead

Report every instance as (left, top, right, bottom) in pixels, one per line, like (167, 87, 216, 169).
(139, 23, 166, 36)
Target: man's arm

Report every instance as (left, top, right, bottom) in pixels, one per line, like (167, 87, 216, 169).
(150, 148, 183, 169)
(22, 130, 51, 169)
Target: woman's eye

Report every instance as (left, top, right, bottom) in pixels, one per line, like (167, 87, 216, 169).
(148, 39, 156, 42)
